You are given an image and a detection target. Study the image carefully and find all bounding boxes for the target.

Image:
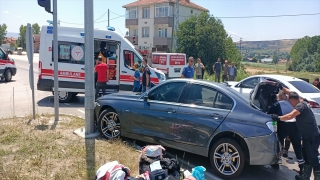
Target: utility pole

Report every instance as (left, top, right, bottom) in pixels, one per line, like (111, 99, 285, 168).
(53, 0, 59, 121)
(172, 0, 179, 52)
(108, 9, 110, 27)
(84, 0, 95, 135)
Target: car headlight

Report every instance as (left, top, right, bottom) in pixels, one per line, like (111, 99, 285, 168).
(160, 74, 166, 81)
(266, 121, 277, 133)
(95, 101, 100, 107)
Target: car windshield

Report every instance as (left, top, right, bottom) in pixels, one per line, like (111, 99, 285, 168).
(289, 81, 320, 93)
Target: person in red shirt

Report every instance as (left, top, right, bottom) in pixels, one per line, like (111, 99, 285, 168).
(94, 56, 109, 99)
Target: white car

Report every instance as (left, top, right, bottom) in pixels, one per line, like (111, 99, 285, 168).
(228, 74, 320, 127)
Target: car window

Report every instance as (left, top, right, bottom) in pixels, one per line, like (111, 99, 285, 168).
(182, 84, 234, 110)
(214, 92, 234, 110)
(242, 77, 259, 88)
(149, 82, 186, 103)
(0, 48, 6, 59)
(289, 81, 320, 93)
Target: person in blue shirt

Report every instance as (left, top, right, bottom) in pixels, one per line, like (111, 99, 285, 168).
(181, 56, 195, 78)
(132, 62, 141, 92)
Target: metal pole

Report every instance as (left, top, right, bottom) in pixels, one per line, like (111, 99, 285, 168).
(13, 87, 15, 116)
(84, 0, 95, 135)
(53, 0, 59, 121)
(31, 61, 36, 120)
(108, 9, 110, 27)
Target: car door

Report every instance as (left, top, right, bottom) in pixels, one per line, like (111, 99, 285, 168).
(129, 81, 187, 140)
(0, 48, 7, 77)
(234, 77, 260, 99)
(174, 83, 233, 149)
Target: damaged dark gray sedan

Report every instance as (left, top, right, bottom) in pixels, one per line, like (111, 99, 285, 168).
(94, 79, 278, 179)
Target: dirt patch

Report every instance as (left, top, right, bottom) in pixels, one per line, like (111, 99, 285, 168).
(244, 66, 276, 75)
(0, 115, 140, 179)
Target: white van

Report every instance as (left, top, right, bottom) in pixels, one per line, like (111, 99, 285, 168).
(37, 26, 166, 102)
(151, 53, 186, 78)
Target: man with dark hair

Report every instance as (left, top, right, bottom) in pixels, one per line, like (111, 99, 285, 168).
(142, 58, 151, 92)
(94, 56, 109, 99)
(271, 85, 320, 180)
(268, 90, 304, 171)
(181, 57, 195, 78)
(313, 77, 320, 90)
(212, 58, 221, 82)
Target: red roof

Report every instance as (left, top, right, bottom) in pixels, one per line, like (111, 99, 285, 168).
(123, 0, 209, 12)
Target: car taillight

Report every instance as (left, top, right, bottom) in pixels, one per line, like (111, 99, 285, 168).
(310, 101, 320, 108)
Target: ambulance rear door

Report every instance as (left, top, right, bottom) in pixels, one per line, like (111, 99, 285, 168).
(168, 54, 186, 78)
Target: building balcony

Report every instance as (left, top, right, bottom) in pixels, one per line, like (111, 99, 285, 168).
(125, 19, 138, 26)
(153, 37, 172, 46)
(125, 36, 138, 45)
(154, 17, 173, 27)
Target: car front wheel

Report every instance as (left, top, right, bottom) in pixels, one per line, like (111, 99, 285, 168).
(210, 138, 245, 179)
(98, 108, 120, 139)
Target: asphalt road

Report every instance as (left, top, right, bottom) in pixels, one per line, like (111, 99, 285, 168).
(0, 54, 311, 179)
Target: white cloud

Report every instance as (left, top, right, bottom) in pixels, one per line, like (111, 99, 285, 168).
(15, 15, 22, 18)
(3, 11, 9, 14)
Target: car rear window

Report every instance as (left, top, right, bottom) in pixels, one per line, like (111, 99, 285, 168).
(289, 81, 320, 93)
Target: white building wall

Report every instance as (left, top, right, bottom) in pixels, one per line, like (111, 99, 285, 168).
(177, 5, 204, 23)
(137, 5, 155, 48)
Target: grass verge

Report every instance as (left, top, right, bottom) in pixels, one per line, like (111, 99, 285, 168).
(0, 114, 140, 179)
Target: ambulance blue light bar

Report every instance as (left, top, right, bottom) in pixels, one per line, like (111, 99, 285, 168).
(107, 26, 115, 31)
(106, 35, 111, 39)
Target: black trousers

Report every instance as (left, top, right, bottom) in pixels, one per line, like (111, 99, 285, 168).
(277, 121, 303, 160)
(95, 82, 107, 99)
(302, 134, 320, 171)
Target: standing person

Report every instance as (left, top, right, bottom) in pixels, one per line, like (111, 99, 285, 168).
(313, 77, 320, 90)
(94, 56, 109, 99)
(268, 90, 304, 171)
(271, 85, 320, 180)
(212, 58, 222, 82)
(229, 62, 237, 81)
(201, 62, 205, 79)
(222, 60, 230, 82)
(132, 62, 141, 92)
(142, 58, 151, 93)
(181, 57, 195, 78)
(194, 58, 205, 79)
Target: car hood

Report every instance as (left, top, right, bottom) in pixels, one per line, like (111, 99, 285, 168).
(98, 92, 141, 101)
(223, 81, 239, 87)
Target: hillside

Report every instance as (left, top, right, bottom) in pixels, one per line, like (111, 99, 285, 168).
(236, 39, 297, 53)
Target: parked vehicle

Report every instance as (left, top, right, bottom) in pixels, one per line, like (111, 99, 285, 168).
(0, 47, 16, 82)
(94, 78, 278, 179)
(229, 74, 320, 127)
(37, 25, 166, 103)
(151, 53, 186, 79)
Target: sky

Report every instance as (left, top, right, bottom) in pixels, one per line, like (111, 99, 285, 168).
(0, 0, 320, 42)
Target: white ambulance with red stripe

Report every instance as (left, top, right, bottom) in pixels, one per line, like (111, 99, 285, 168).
(151, 53, 186, 79)
(37, 26, 165, 102)
(0, 47, 16, 82)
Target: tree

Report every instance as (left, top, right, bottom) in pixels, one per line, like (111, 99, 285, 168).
(0, 23, 8, 44)
(272, 54, 279, 64)
(32, 23, 41, 34)
(18, 25, 27, 49)
(176, 12, 241, 74)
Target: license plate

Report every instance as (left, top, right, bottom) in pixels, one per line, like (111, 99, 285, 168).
(174, 68, 181, 72)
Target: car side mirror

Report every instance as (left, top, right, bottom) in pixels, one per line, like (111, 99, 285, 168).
(143, 95, 148, 101)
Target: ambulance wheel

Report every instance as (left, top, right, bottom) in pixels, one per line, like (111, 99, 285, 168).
(58, 91, 73, 103)
(4, 69, 12, 82)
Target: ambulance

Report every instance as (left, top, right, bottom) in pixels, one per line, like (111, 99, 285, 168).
(151, 53, 186, 79)
(37, 26, 166, 103)
(0, 47, 16, 82)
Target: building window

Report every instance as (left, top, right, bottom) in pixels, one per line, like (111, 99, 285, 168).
(155, 3, 173, 17)
(158, 28, 167, 37)
(125, 7, 138, 19)
(142, 27, 149, 38)
(142, 7, 150, 18)
(191, 9, 193, 14)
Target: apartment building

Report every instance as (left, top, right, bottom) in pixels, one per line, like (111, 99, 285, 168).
(123, 0, 208, 54)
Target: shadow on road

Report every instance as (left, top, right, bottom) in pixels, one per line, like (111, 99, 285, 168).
(0, 80, 16, 84)
(37, 95, 85, 108)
